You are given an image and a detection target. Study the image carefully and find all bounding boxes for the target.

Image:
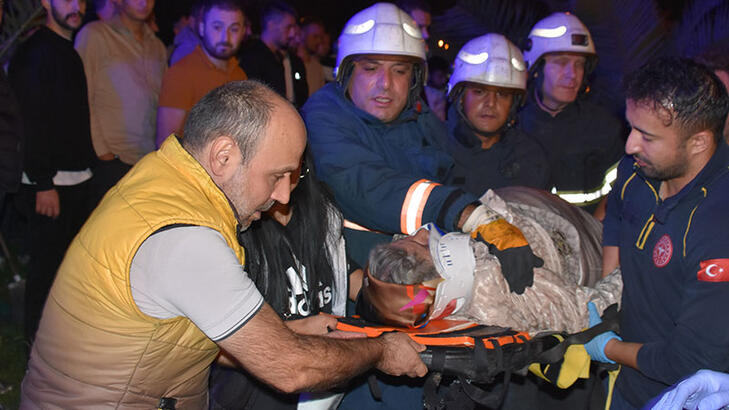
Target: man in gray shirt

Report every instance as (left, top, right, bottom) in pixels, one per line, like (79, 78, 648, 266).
(21, 81, 427, 408)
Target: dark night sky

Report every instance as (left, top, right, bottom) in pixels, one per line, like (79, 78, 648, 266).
(148, 0, 689, 48)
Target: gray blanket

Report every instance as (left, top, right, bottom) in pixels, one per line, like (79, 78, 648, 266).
(450, 187, 622, 335)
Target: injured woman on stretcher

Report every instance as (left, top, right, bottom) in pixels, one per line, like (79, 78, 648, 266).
(357, 186, 622, 336)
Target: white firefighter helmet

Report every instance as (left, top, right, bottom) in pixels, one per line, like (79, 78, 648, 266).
(523, 12, 597, 72)
(335, 2, 426, 81)
(448, 33, 527, 98)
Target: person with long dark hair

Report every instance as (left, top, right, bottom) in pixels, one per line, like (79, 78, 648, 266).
(242, 156, 347, 320)
(210, 151, 363, 409)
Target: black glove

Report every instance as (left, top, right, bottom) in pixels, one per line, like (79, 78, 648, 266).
(474, 229, 543, 294)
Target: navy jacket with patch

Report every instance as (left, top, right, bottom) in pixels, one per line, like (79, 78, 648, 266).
(603, 142, 729, 407)
(302, 83, 476, 236)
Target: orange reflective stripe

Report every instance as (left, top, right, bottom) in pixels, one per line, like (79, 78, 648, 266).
(410, 335, 476, 347)
(411, 331, 530, 348)
(400, 179, 440, 234)
(335, 318, 478, 337)
(482, 332, 530, 349)
(335, 321, 386, 337)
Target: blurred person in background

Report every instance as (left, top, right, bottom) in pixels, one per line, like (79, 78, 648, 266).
(296, 16, 326, 96)
(169, 0, 204, 65)
(424, 55, 450, 121)
(238, 0, 308, 107)
(75, 0, 167, 201)
(156, 0, 247, 146)
(9, 0, 97, 344)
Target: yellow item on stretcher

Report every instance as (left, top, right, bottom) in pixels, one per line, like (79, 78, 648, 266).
(529, 334, 591, 388)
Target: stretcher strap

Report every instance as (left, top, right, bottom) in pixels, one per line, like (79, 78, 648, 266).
(605, 366, 621, 410)
(459, 340, 511, 408)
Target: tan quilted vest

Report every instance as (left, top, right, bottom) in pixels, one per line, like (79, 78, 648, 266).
(21, 137, 245, 409)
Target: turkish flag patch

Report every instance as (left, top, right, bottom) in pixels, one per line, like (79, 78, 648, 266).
(697, 259, 729, 282)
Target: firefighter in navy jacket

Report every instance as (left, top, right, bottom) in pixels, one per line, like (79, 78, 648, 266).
(589, 58, 729, 408)
(302, 3, 540, 279)
(302, 4, 543, 408)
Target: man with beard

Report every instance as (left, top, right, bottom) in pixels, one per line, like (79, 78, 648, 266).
(75, 0, 166, 201)
(8, 0, 97, 343)
(156, 0, 247, 147)
(586, 58, 729, 409)
(20, 81, 428, 408)
(238, 0, 308, 107)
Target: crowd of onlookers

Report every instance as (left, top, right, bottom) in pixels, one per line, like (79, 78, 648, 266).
(2, 0, 729, 409)
(0, 0, 342, 347)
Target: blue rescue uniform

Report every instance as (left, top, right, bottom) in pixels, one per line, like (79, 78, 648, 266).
(302, 83, 477, 267)
(519, 91, 625, 209)
(445, 105, 550, 195)
(603, 143, 729, 407)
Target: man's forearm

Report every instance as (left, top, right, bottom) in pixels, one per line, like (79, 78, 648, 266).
(289, 333, 385, 392)
(605, 339, 642, 370)
(218, 304, 385, 393)
(602, 246, 620, 278)
(457, 204, 476, 230)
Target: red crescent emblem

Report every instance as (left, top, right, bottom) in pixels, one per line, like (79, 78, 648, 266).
(652, 234, 673, 268)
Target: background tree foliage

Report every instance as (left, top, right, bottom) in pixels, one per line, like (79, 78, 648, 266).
(0, 0, 42, 64)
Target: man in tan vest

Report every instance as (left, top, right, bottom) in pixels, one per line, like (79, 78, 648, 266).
(20, 81, 426, 409)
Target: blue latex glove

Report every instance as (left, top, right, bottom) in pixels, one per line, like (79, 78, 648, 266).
(583, 302, 621, 364)
(650, 369, 729, 410)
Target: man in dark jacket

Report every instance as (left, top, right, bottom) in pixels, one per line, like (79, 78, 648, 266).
(9, 0, 97, 343)
(446, 33, 549, 195)
(238, 1, 308, 107)
(519, 12, 625, 214)
(302, 4, 542, 408)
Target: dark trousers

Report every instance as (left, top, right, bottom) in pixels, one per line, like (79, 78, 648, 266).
(22, 179, 94, 342)
(90, 158, 132, 207)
